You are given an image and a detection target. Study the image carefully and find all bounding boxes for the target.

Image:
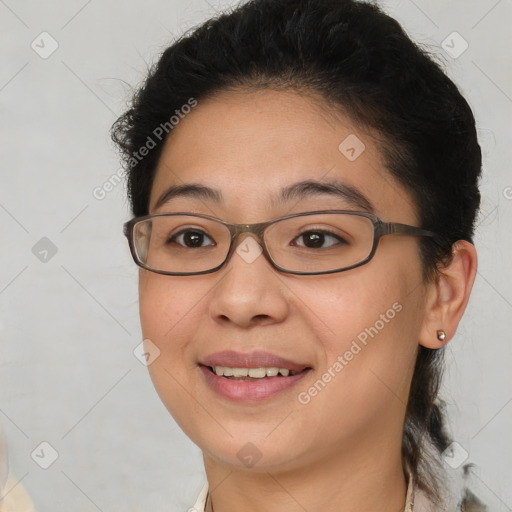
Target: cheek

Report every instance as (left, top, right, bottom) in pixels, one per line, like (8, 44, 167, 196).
(138, 272, 208, 429)
(138, 272, 202, 383)
(138, 271, 203, 342)
(295, 252, 423, 346)
(294, 258, 425, 410)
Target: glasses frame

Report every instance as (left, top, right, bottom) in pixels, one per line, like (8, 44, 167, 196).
(123, 210, 438, 276)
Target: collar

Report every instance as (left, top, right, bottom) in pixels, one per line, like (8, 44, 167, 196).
(193, 468, 421, 512)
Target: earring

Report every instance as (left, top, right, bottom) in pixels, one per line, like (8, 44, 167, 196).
(437, 330, 446, 342)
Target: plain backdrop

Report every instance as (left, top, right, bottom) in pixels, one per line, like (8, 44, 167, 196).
(1, 0, 511, 511)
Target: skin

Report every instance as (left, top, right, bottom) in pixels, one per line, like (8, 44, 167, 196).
(138, 89, 477, 512)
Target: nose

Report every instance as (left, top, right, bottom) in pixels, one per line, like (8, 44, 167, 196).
(208, 234, 290, 329)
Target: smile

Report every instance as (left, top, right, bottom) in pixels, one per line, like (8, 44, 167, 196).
(199, 366, 311, 402)
(210, 366, 300, 378)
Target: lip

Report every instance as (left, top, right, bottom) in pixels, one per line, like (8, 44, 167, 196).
(200, 350, 310, 372)
(198, 350, 312, 403)
(199, 365, 312, 402)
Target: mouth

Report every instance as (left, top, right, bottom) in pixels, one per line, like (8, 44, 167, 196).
(198, 364, 312, 402)
(202, 365, 309, 380)
(198, 350, 313, 401)
(199, 350, 312, 380)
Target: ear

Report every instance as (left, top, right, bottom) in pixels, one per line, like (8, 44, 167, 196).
(419, 240, 478, 349)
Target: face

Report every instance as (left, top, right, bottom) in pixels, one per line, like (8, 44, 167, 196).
(139, 89, 430, 473)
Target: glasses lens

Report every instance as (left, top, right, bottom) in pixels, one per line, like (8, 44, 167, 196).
(132, 215, 231, 274)
(265, 213, 374, 273)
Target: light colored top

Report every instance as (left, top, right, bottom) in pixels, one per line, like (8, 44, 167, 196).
(190, 470, 450, 512)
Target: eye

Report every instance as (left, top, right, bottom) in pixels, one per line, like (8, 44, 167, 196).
(291, 230, 347, 249)
(167, 229, 215, 248)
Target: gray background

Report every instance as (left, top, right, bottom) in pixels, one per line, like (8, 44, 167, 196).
(1, 0, 511, 510)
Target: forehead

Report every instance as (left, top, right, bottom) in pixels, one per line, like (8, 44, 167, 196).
(150, 89, 418, 223)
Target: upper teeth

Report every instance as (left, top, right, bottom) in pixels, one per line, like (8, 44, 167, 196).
(213, 366, 296, 378)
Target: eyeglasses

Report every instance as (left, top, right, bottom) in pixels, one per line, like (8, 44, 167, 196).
(123, 210, 437, 276)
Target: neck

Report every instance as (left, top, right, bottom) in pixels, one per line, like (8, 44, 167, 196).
(202, 438, 408, 512)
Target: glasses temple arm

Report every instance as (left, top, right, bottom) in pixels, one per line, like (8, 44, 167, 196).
(382, 222, 438, 238)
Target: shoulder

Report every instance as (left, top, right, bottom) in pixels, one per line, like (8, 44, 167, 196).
(461, 488, 488, 512)
(412, 476, 489, 512)
(190, 482, 208, 512)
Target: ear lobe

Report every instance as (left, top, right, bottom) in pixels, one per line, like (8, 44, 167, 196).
(419, 240, 478, 349)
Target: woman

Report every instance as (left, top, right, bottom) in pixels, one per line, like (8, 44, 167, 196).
(112, 0, 485, 510)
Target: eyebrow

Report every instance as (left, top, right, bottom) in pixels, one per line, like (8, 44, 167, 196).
(153, 183, 222, 210)
(153, 179, 374, 213)
(276, 179, 374, 212)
